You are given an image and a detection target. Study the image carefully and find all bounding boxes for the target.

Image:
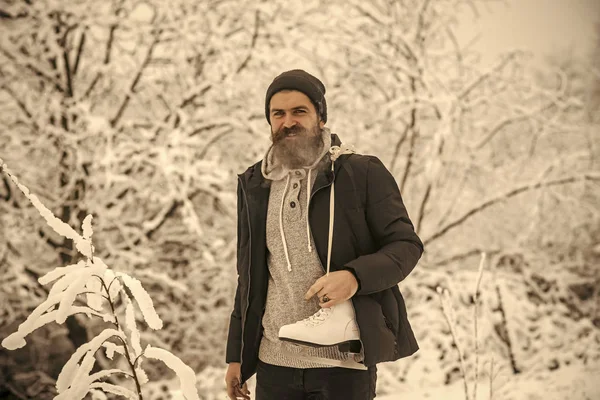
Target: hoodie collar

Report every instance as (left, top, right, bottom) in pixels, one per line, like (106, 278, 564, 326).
(244, 133, 344, 191)
(239, 131, 353, 274)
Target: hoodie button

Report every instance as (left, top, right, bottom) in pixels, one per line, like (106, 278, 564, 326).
(295, 171, 302, 176)
(290, 201, 296, 208)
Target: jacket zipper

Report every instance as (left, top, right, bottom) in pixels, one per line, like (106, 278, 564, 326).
(308, 167, 367, 364)
(238, 176, 252, 383)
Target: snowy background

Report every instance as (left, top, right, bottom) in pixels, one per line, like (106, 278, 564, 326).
(0, 0, 599, 399)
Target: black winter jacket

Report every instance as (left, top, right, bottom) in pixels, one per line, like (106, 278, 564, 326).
(226, 134, 424, 385)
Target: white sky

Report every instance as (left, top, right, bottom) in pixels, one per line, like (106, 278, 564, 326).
(457, 0, 599, 65)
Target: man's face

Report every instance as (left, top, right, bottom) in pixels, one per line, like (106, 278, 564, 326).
(269, 90, 324, 140)
(269, 90, 326, 169)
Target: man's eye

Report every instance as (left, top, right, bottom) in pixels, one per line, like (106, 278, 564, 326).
(295, 110, 305, 113)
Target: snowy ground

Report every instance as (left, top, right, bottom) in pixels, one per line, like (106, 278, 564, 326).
(375, 363, 600, 400)
(148, 360, 600, 400)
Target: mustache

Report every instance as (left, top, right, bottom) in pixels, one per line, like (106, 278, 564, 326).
(274, 125, 306, 141)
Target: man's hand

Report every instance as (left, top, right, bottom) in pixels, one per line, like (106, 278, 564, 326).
(225, 362, 250, 400)
(305, 270, 359, 308)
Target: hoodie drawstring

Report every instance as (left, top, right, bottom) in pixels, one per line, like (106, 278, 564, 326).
(280, 144, 355, 274)
(325, 160, 335, 277)
(279, 174, 292, 271)
(306, 168, 313, 253)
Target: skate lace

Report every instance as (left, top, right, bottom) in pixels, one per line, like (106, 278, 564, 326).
(303, 307, 333, 326)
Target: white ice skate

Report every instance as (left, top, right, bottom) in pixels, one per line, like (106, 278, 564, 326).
(278, 146, 362, 355)
(278, 299, 362, 353)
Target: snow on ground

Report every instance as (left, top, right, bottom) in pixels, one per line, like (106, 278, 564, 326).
(150, 360, 600, 400)
(376, 362, 600, 400)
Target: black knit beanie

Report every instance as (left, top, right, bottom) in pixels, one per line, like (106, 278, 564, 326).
(265, 69, 327, 125)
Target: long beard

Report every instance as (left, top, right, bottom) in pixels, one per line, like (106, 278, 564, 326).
(271, 123, 325, 170)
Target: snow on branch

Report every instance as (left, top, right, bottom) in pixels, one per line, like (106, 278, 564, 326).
(124, 294, 143, 358)
(89, 383, 138, 400)
(56, 328, 125, 393)
(144, 345, 200, 400)
(0, 158, 94, 259)
(2, 305, 111, 350)
(118, 272, 163, 330)
(0, 160, 199, 400)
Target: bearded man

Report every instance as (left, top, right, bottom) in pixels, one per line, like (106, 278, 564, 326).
(225, 69, 424, 400)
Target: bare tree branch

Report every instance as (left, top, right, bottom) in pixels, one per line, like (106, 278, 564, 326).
(0, 8, 18, 19)
(415, 182, 430, 234)
(189, 122, 230, 137)
(415, 0, 432, 44)
(82, 73, 101, 99)
(179, 84, 212, 108)
(472, 98, 582, 150)
(458, 51, 518, 100)
(199, 128, 234, 159)
(495, 282, 521, 374)
(145, 199, 182, 239)
(235, 10, 260, 75)
(72, 29, 86, 76)
(62, 47, 74, 98)
(0, 46, 64, 93)
(81, 19, 117, 100)
(110, 31, 162, 128)
(423, 172, 600, 246)
(435, 164, 471, 228)
(399, 125, 418, 193)
(105, 24, 117, 64)
(424, 248, 501, 268)
(349, 1, 388, 26)
(390, 116, 412, 174)
(444, 26, 465, 79)
(1, 84, 39, 130)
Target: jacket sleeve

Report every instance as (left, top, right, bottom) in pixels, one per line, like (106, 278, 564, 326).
(344, 156, 424, 295)
(225, 281, 243, 363)
(225, 180, 244, 363)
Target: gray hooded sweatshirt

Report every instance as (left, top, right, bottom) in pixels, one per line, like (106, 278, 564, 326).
(257, 127, 365, 369)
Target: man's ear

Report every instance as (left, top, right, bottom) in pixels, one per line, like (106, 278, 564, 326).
(319, 120, 325, 128)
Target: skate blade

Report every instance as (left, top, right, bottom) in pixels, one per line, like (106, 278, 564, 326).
(279, 337, 362, 353)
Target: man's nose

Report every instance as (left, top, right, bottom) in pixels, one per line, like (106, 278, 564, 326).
(283, 114, 297, 128)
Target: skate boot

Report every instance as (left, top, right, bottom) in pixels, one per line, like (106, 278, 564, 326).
(278, 299, 362, 353)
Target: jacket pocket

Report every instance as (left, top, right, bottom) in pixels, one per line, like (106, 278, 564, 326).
(383, 315, 395, 334)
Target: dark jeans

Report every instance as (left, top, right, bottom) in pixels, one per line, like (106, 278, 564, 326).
(255, 359, 377, 400)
